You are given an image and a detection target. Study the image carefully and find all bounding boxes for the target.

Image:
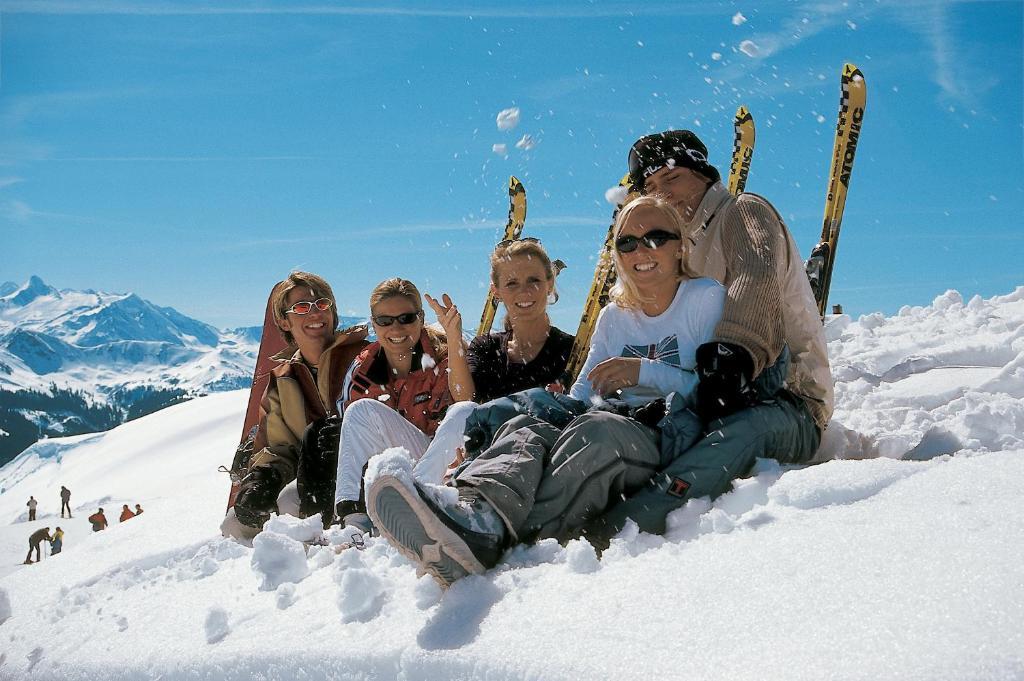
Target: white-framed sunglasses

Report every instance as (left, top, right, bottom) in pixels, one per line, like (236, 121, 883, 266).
(285, 298, 333, 315)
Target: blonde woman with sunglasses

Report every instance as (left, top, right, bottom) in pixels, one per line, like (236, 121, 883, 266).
(224, 271, 367, 540)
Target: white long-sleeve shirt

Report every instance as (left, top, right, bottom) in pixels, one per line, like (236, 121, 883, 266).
(569, 277, 725, 407)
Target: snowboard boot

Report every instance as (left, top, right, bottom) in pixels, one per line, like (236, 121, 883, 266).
(366, 477, 506, 588)
(335, 499, 373, 534)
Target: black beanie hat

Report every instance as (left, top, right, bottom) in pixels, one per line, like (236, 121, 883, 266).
(627, 130, 721, 190)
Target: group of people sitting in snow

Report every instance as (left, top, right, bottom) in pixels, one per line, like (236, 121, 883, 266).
(21, 500, 145, 565)
(221, 129, 834, 588)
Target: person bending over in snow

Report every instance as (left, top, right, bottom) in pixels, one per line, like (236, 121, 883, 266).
(332, 241, 573, 533)
(222, 272, 368, 541)
(25, 527, 52, 564)
(367, 195, 729, 587)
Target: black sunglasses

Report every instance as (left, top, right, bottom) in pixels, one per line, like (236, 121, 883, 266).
(372, 311, 423, 327)
(614, 229, 681, 254)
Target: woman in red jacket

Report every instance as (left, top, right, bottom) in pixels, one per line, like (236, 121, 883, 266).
(333, 278, 453, 530)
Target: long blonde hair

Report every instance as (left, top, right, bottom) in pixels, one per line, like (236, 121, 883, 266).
(490, 239, 558, 331)
(369, 278, 448, 360)
(609, 195, 695, 310)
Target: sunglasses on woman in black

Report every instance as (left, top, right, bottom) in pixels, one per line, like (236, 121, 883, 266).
(614, 229, 681, 254)
(372, 311, 423, 327)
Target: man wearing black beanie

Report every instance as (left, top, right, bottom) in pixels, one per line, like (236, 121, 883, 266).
(580, 129, 834, 546)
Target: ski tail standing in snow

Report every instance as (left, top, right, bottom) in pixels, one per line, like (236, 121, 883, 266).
(476, 176, 527, 336)
(366, 194, 727, 588)
(727, 105, 755, 196)
(221, 272, 368, 541)
(571, 128, 836, 548)
(805, 63, 867, 317)
(564, 173, 636, 383)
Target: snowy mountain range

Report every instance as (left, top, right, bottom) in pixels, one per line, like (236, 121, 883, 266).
(0, 285, 1021, 679)
(0, 276, 364, 467)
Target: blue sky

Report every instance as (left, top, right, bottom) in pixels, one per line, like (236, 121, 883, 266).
(2, 0, 1021, 331)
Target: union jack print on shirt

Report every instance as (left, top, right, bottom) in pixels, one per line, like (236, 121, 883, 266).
(621, 335, 681, 367)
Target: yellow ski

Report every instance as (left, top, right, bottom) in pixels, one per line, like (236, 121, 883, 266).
(727, 106, 755, 195)
(477, 176, 527, 336)
(807, 64, 867, 317)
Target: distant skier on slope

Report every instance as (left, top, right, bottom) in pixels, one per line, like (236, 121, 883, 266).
(25, 527, 52, 564)
(88, 508, 108, 532)
(221, 272, 368, 540)
(120, 504, 135, 522)
(51, 527, 64, 555)
(26, 496, 38, 521)
(60, 485, 72, 518)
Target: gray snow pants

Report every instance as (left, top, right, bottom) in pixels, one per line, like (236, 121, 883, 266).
(581, 389, 821, 548)
(456, 410, 662, 544)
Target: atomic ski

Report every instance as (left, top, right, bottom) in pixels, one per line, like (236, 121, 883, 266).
(564, 174, 636, 383)
(806, 63, 867, 317)
(727, 105, 755, 196)
(477, 176, 527, 336)
(222, 286, 289, 512)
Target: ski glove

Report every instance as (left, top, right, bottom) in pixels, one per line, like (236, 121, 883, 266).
(297, 415, 343, 526)
(695, 341, 757, 423)
(233, 466, 283, 530)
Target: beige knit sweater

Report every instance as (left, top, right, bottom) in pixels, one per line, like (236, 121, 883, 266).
(682, 182, 834, 430)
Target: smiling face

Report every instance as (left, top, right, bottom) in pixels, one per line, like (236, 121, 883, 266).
(371, 294, 423, 357)
(614, 205, 683, 297)
(277, 285, 334, 354)
(643, 165, 710, 220)
(492, 254, 553, 325)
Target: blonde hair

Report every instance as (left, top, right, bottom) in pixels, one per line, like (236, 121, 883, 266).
(271, 271, 339, 346)
(369, 278, 448, 360)
(490, 239, 558, 331)
(608, 195, 695, 310)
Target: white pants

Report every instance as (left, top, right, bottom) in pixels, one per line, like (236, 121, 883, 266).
(334, 399, 477, 504)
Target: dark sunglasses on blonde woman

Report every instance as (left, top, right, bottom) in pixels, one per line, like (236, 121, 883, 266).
(372, 311, 423, 327)
(614, 229, 680, 254)
(286, 298, 333, 315)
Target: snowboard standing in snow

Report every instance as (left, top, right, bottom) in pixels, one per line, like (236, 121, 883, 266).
(476, 176, 527, 336)
(222, 287, 289, 512)
(806, 63, 867, 316)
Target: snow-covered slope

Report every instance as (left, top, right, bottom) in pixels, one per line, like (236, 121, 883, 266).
(0, 286, 1021, 680)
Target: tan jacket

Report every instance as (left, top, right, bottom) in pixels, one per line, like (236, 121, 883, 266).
(250, 327, 368, 482)
(682, 182, 834, 430)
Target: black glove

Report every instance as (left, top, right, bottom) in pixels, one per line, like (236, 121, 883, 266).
(631, 398, 667, 429)
(297, 415, 342, 526)
(695, 342, 757, 423)
(233, 466, 283, 529)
